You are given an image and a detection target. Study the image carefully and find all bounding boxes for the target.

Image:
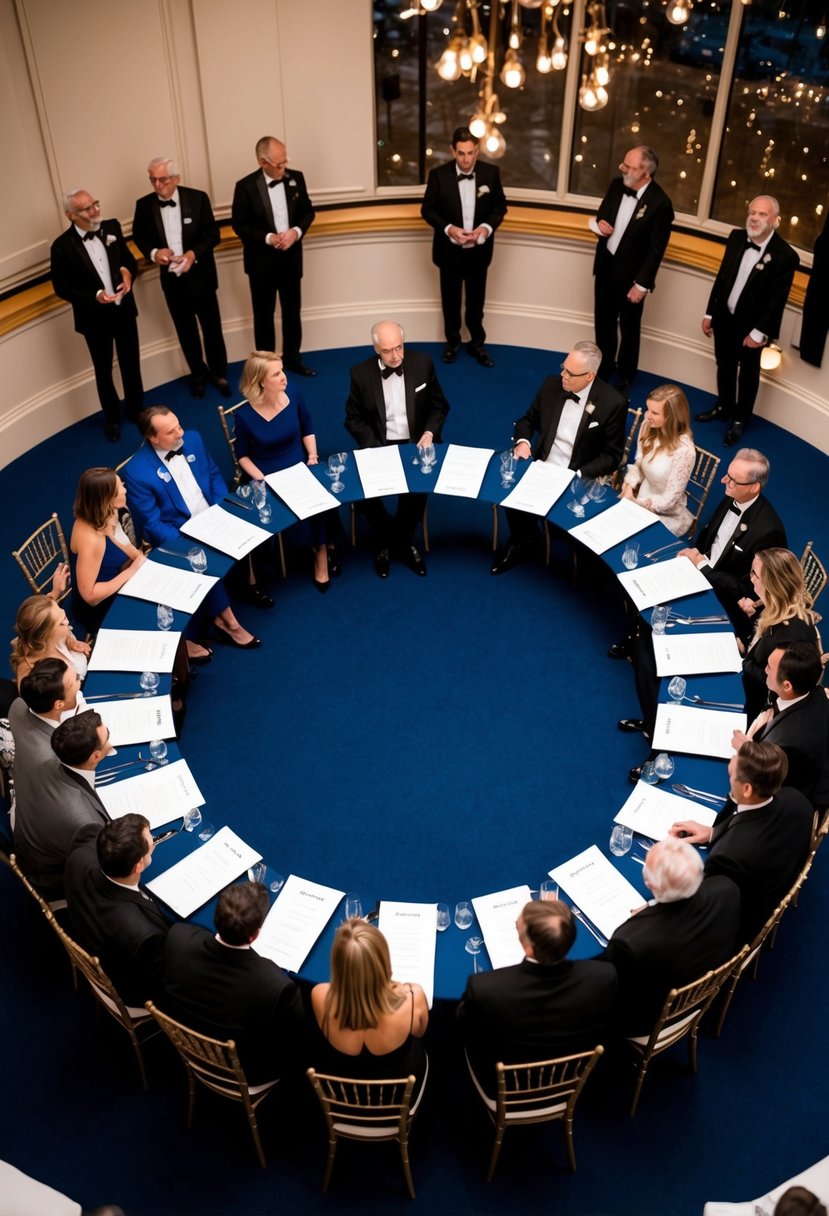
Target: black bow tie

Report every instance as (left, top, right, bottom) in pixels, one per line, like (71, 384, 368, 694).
(622, 185, 638, 198)
(83, 231, 99, 242)
(727, 499, 741, 515)
(158, 199, 176, 209)
(268, 179, 283, 189)
(457, 173, 474, 182)
(381, 364, 404, 379)
(164, 447, 185, 462)
(746, 239, 760, 251)
(564, 390, 580, 403)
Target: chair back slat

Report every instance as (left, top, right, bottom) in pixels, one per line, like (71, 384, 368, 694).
(685, 445, 721, 537)
(216, 402, 246, 487)
(800, 541, 828, 608)
(12, 513, 70, 600)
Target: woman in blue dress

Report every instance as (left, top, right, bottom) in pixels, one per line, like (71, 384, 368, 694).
(69, 467, 147, 634)
(237, 351, 341, 592)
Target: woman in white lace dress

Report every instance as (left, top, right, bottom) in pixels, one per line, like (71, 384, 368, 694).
(620, 383, 695, 537)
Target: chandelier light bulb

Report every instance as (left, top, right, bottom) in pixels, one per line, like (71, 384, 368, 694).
(469, 32, 488, 63)
(419, 0, 443, 9)
(760, 343, 783, 370)
(594, 84, 609, 108)
(595, 60, 610, 86)
(484, 124, 507, 158)
(666, 1, 691, 24)
(584, 34, 599, 54)
(518, 0, 544, 8)
(469, 112, 488, 138)
(437, 42, 462, 81)
(537, 48, 553, 71)
(551, 37, 568, 69)
(500, 48, 526, 88)
(459, 39, 474, 73)
(579, 76, 599, 110)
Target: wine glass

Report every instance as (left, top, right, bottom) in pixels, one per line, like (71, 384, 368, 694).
(609, 824, 634, 856)
(419, 444, 436, 474)
(345, 893, 363, 921)
(187, 546, 207, 574)
(540, 880, 559, 901)
(436, 903, 450, 932)
(327, 453, 345, 493)
(251, 862, 267, 885)
(454, 901, 473, 930)
(197, 821, 215, 842)
(236, 482, 252, 500)
(651, 604, 669, 634)
(258, 501, 272, 524)
(640, 760, 659, 785)
(465, 935, 484, 973)
(621, 541, 640, 570)
(499, 450, 515, 487)
(588, 479, 609, 504)
(182, 807, 202, 833)
(668, 675, 687, 703)
(268, 870, 285, 896)
(250, 480, 267, 510)
(156, 603, 174, 631)
(567, 475, 592, 517)
(148, 739, 168, 766)
(139, 671, 159, 697)
(653, 752, 675, 780)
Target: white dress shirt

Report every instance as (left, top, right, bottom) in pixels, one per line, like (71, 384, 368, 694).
(380, 359, 409, 442)
(544, 383, 591, 470)
(155, 448, 211, 517)
(75, 224, 117, 297)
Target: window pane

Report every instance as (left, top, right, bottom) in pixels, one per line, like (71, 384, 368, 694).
(374, 2, 423, 186)
(713, 0, 828, 251)
(570, 0, 729, 212)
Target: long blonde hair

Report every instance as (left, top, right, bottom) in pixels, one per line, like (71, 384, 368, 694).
(323, 919, 404, 1031)
(239, 350, 282, 408)
(639, 383, 693, 458)
(754, 548, 817, 634)
(10, 595, 57, 675)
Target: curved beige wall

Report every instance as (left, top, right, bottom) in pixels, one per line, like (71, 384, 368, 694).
(1, 0, 825, 467)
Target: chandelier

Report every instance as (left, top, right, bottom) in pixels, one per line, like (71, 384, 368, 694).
(424, 0, 615, 157)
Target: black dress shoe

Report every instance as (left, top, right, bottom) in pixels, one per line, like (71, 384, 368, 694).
(608, 640, 633, 660)
(213, 627, 262, 650)
(441, 345, 459, 364)
(724, 421, 744, 447)
(694, 403, 722, 422)
(467, 343, 494, 368)
(313, 578, 331, 594)
(402, 545, 427, 576)
(245, 584, 275, 609)
(618, 718, 647, 734)
(214, 378, 233, 398)
(190, 379, 206, 399)
(283, 360, 317, 378)
(375, 549, 391, 579)
(104, 422, 121, 443)
(491, 544, 523, 575)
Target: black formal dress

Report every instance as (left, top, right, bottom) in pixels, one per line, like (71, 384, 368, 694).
(421, 159, 507, 349)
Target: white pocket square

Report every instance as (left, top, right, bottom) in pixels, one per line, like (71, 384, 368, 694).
(415, 382, 426, 392)
(588, 420, 599, 429)
(183, 217, 192, 224)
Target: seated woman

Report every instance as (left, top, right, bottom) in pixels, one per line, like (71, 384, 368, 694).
(620, 384, 695, 537)
(10, 595, 90, 686)
(740, 547, 822, 721)
(309, 919, 429, 1104)
(237, 351, 341, 593)
(70, 467, 146, 635)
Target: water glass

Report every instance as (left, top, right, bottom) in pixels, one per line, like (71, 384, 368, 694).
(251, 480, 267, 510)
(609, 824, 634, 856)
(651, 604, 669, 634)
(197, 822, 215, 843)
(251, 862, 267, 885)
(454, 900, 474, 930)
(567, 475, 591, 517)
(640, 760, 659, 785)
(269, 871, 285, 895)
(622, 542, 640, 570)
(258, 502, 272, 524)
(156, 603, 174, 631)
(345, 893, 363, 921)
(236, 482, 252, 500)
(668, 675, 687, 703)
(148, 739, 168, 765)
(187, 546, 207, 574)
(499, 450, 515, 487)
(436, 903, 450, 932)
(183, 807, 202, 833)
(139, 671, 159, 696)
(653, 752, 675, 780)
(327, 453, 345, 493)
(540, 880, 559, 901)
(419, 443, 436, 473)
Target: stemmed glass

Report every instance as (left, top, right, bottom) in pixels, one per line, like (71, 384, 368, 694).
(465, 936, 484, 973)
(609, 824, 634, 856)
(148, 739, 168, 766)
(653, 752, 675, 780)
(668, 676, 687, 703)
(499, 450, 515, 488)
(327, 453, 345, 493)
(187, 547, 207, 575)
(419, 444, 436, 474)
(454, 901, 473, 930)
(567, 475, 593, 517)
(621, 541, 640, 570)
(139, 671, 159, 697)
(345, 893, 363, 921)
(236, 482, 252, 501)
(182, 807, 202, 833)
(651, 604, 669, 634)
(587, 479, 609, 504)
(156, 603, 174, 631)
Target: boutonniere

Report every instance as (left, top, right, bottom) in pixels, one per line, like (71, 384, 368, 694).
(156, 467, 172, 483)
(105, 234, 117, 246)
(287, 179, 297, 187)
(585, 402, 596, 415)
(739, 523, 748, 532)
(477, 184, 490, 197)
(755, 253, 771, 270)
(186, 453, 196, 464)
(635, 206, 647, 220)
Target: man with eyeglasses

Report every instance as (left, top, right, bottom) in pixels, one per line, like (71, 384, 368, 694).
(231, 135, 316, 377)
(50, 188, 144, 442)
(133, 157, 231, 401)
(491, 340, 625, 574)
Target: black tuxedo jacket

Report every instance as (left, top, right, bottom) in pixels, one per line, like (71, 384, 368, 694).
(231, 167, 315, 278)
(706, 229, 799, 341)
(64, 838, 171, 1005)
(50, 220, 138, 335)
(421, 159, 507, 269)
(513, 375, 626, 478)
(161, 923, 304, 1082)
(593, 178, 674, 291)
(602, 876, 741, 1034)
(742, 617, 821, 723)
(457, 957, 615, 1089)
(693, 494, 787, 607)
(132, 186, 220, 292)
(344, 350, 450, 448)
(754, 687, 829, 805)
(705, 787, 814, 941)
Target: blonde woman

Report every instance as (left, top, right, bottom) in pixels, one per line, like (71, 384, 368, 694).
(10, 595, 90, 685)
(621, 383, 695, 536)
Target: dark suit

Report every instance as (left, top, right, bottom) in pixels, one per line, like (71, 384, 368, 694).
(692, 494, 787, 633)
(231, 167, 315, 358)
(754, 688, 829, 805)
(706, 228, 799, 423)
(50, 220, 143, 425)
(593, 177, 674, 383)
(421, 159, 507, 348)
(132, 186, 228, 385)
(64, 839, 171, 1006)
(161, 922, 303, 1082)
(457, 957, 615, 1096)
(742, 619, 821, 723)
(602, 876, 741, 1035)
(705, 788, 814, 942)
(344, 349, 450, 550)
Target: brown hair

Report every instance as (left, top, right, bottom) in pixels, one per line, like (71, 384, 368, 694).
(10, 595, 58, 675)
(74, 467, 119, 530)
(754, 548, 817, 634)
(734, 740, 788, 799)
(323, 919, 404, 1031)
(639, 383, 693, 458)
(520, 900, 576, 964)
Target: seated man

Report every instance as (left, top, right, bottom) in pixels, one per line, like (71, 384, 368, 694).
(64, 813, 171, 1005)
(9, 657, 81, 829)
(160, 882, 303, 1082)
(122, 406, 264, 652)
(457, 899, 616, 1097)
(732, 643, 829, 805)
(602, 837, 741, 1035)
(671, 740, 814, 943)
(491, 340, 626, 574)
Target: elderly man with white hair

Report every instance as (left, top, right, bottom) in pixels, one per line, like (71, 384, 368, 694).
(601, 837, 741, 1035)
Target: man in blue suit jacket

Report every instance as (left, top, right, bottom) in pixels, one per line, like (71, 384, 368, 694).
(122, 406, 261, 650)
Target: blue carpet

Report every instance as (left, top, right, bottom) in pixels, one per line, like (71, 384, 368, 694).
(1, 345, 828, 1215)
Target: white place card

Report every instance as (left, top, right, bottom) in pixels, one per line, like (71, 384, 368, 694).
(614, 782, 718, 840)
(95, 694, 176, 745)
(146, 826, 261, 919)
(550, 845, 644, 940)
(433, 444, 494, 498)
(378, 901, 438, 1008)
(97, 758, 205, 829)
(180, 503, 272, 557)
(253, 874, 345, 972)
(617, 556, 712, 610)
(472, 884, 533, 970)
(652, 702, 747, 759)
(568, 498, 659, 554)
(265, 462, 340, 519)
(116, 559, 218, 613)
(653, 632, 743, 676)
(353, 446, 409, 497)
(87, 628, 181, 673)
(499, 462, 573, 516)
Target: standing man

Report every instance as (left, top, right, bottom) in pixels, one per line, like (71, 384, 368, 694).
(231, 136, 316, 376)
(51, 188, 143, 442)
(491, 340, 626, 574)
(345, 320, 450, 578)
(696, 195, 799, 446)
(421, 126, 507, 368)
(591, 146, 674, 394)
(132, 157, 231, 400)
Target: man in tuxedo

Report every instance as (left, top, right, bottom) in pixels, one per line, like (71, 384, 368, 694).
(421, 126, 507, 368)
(132, 158, 230, 400)
(696, 195, 799, 446)
(122, 406, 262, 651)
(9, 657, 80, 821)
(64, 813, 171, 1005)
(344, 320, 451, 578)
(602, 838, 741, 1035)
(50, 188, 144, 442)
(231, 135, 316, 376)
(671, 740, 814, 943)
(732, 644, 829, 805)
(491, 340, 626, 574)
(161, 882, 303, 1083)
(678, 447, 786, 637)
(457, 899, 615, 1098)
(591, 146, 674, 393)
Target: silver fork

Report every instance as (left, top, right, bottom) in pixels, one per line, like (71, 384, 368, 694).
(672, 782, 726, 805)
(571, 907, 608, 947)
(690, 694, 744, 709)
